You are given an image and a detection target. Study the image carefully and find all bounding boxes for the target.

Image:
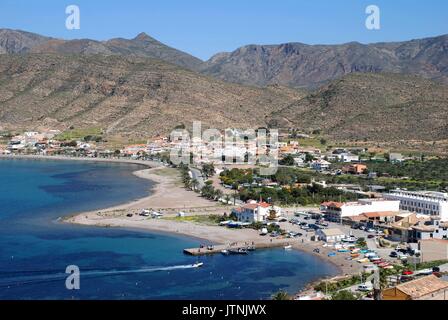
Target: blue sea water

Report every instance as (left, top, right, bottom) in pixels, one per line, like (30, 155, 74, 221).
(0, 158, 337, 300)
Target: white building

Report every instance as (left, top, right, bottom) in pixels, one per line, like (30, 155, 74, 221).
(340, 153, 360, 163)
(310, 160, 331, 172)
(320, 198, 400, 221)
(384, 190, 448, 221)
(316, 228, 346, 243)
(232, 201, 281, 223)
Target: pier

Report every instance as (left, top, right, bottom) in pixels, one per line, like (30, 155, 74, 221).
(183, 239, 297, 256)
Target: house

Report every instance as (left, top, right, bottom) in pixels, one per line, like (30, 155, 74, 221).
(383, 213, 431, 243)
(340, 153, 360, 163)
(418, 239, 448, 262)
(383, 275, 448, 300)
(342, 164, 367, 174)
(231, 201, 281, 223)
(348, 211, 399, 226)
(389, 153, 404, 163)
(316, 228, 346, 243)
(294, 157, 306, 167)
(310, 160, 331, 172)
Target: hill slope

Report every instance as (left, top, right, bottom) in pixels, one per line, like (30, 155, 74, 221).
(201, 35, 448, 88)
(0, 29, 203, 71)
(269, 73, 448, 141)
(0, 54, 304, 139)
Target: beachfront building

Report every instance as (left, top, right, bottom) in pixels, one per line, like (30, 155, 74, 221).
(320, 199, 400, 221)
(232, 201, 281, 223)
(384, 190, 448, 221)
(316, 228, 346, 243)
(383, 275, 448, 300)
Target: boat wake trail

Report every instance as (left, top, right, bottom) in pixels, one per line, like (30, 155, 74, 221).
(0, 263, 202, 287)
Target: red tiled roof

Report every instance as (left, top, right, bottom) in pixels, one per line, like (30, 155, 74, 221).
(242, 202, 271, 210)
(321, 201, 344, 208)
(390, 275, 448, 299)
(362, 211, 398, 218)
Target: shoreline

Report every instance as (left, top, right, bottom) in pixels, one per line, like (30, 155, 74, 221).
(1, 154, 357, 298)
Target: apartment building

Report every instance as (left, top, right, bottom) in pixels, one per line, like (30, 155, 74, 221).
(384, 190, 448, 221)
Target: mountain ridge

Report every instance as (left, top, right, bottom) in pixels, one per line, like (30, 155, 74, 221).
(0, 29, 203, 71)
(1, 29, 448, 87)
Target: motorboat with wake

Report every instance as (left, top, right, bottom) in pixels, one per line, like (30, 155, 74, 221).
(192, 262, 204, 268)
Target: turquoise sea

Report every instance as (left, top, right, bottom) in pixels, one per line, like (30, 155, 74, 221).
(0, 158, 337, 299)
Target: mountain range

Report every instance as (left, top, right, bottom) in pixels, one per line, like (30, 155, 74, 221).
(0, 29, 202, 71)
(1, 29, 448, 88)
(0, 28, 448, 143)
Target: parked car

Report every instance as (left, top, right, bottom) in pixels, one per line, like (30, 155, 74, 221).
(359, 226, 366, 231)
(390, 251, 398, 258)
(358, 283, 373, 292)
(367, 228, 376, 233)
(367, 235, 375, 239)
(402, 270, 414, 275)
(416, 268, 433, 275)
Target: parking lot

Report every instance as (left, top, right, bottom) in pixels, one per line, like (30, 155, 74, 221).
(276, 211, 399, 261)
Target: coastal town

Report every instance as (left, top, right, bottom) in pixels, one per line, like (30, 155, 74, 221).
(2, 127, 448, 300)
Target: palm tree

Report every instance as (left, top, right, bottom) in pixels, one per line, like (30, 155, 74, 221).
(231, 193, 239, 206)
(272, 291, 291, 300)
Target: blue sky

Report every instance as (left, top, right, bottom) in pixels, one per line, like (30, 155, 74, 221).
(0, 0, 447, 60)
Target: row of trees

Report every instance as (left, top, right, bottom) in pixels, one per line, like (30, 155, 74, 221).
(238, 184, 359, 206)
(180, 164, 233, 202)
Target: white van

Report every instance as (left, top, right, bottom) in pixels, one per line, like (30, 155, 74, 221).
(358, 283, 373, 292)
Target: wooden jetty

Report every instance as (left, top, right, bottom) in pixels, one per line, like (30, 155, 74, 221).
(183, 239, 297, 256)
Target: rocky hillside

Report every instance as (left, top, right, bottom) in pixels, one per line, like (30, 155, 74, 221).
(269, 73, 448, 141)
(201, 34, 448, 88)
(0, 29, 51, 54)
(0, 54, 304, 139)
(0, 29, 203, 71)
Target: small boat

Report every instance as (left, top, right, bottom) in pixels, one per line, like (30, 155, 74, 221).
(229, 248, 248, 255)
(221, 249, 230, 255)
(246, 246, 256, 251)
(193, 262, 204, 268)
(284, 245, 293, 250)
(382, 265, 394, 270)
